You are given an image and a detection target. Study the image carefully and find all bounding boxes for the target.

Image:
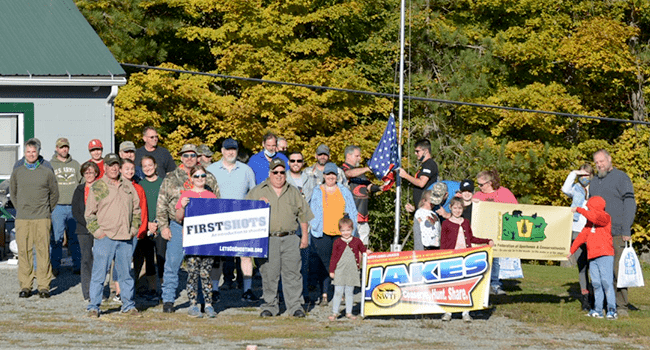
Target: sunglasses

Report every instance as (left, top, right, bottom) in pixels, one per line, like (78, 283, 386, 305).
(271, 170, 286, 175)
(289, 159, 303, 163)
(182, 153, 197, 158)
(192, 173, 207, 178)
(477, 181, 489, 187)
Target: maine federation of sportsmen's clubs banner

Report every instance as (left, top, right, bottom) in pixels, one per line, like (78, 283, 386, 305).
(182, 198, 270, 258)
(361, 247, 492, 317)
(471, 201, 572, 260)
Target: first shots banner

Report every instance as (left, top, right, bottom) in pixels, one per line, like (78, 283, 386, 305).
(471, 201, 572, 260)
(182, 198, 270, 258)
(362, 247, 492, 317)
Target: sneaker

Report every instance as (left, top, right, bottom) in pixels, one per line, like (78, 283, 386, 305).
(211, 290, 221, 304)
(122, 308, 142, 317)
(586, 309, 604, 318)
(293, 309, 306, 318)
(204, 305, 216, 318)
(260, 310, 273, 318)
(162, 302, 174, 313)
(606, 310, 618, 320)
(441, 313, 452, 322)
(242, 289, 259, 302)
(38, 290, 51, 299)
(490, 286, 506, 295)
(113, 294, 122, 304)
(86, 309, 99, 318)
(462, 312, 473, 323)
(18, 289, 31, 298)
(188, 305, 203, 318)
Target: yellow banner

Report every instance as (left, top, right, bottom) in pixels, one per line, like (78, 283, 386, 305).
(361, 247, 492, 317)
(471, 201, 572, 260)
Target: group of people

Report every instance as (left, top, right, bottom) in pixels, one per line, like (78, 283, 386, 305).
(8, 128, 637, 321)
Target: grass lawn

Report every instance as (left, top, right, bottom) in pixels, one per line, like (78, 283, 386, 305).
(491, 262, 650, 341)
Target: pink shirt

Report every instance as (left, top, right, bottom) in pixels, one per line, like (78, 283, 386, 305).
(175, 189, 217, 209)
(473, 187, 518, 204)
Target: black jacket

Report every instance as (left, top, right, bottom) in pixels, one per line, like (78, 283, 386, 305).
(72, 184, 90, 235)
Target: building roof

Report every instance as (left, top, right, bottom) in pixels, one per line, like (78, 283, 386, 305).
(0, 0, 125, 77)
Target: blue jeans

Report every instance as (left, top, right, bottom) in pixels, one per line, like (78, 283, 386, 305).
(162, 221, 184, 304)
(51, 205, 80, 270)
(87, 237, 135, 312)
(589, 255, 616, 313)
(490, 257, 502, 289)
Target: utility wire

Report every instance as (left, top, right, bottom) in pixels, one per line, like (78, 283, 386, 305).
(121, 63, 650, 126)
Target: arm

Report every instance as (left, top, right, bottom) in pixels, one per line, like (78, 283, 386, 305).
(413, 217, 424, 251)
(130, 185, 141, 238)
(299, 222, 309, 249)
(308, 188, 324, 237)
(9, 171, 18, 209)
(71, 186, 86, 227)
(48, 171, 59, 212)
(84, 183, 105, 239)
(164, 149, 177, 173)
(136, 186, 148, 238)
(466, 220, 490, 245)
(344, 166, 370, 179)
(576, 207, 611, 227)
(156, 177, 173, 231)
(399, 168, 429, 188)
(561, 171, 578, 198)
(569, 230, 588, 255)
(341, 186, 359, 235)
(329, 240, 344, 274)
(619, 173, 636, 238)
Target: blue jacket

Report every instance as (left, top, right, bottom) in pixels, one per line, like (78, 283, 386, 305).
(309, 183, 358, 238)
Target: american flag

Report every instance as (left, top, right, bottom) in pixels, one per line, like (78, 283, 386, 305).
(368, 114, 400, 180)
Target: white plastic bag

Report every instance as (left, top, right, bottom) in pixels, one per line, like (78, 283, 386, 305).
(498, 257, 524, 279)
(617, 241, 644, 288)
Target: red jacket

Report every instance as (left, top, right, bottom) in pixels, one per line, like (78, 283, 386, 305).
(440, 219, 490, 249)
(133, 181, 149, 239)
(330, 237, 367, 273)
(570, 196, 613, 259)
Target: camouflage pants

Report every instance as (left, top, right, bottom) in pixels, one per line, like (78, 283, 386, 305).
(185, 256, 214, 305)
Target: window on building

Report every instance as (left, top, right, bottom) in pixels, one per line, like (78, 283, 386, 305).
(0, 114, 24, 180)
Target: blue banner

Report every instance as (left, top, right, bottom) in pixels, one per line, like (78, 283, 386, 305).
(182, 198, 270, 258)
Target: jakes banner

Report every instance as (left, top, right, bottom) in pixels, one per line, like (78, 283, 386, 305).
(361, 247, 492, 317)
(471, 201, 572, 260)
(182, 198, 270, 258)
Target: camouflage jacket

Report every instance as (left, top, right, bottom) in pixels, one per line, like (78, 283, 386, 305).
(156, 166, 220, 230)
(85, 176, 141, 240)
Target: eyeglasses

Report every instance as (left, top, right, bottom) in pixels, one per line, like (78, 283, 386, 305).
(192, 173, 207, 178)
(477, 181, 489, 187)
(271, 170, 286, 175)
(182, 153, 197, 158)
(289, 159, 303, 163)
(147, 135, 159, 139)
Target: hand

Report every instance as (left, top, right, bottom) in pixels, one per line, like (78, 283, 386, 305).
(95, 232, 106, 240)
(405, 203, 415, 213)
(623, 236, 631, 241)
(575, 170, 590, 176)
(300, 236, 309, 249)
(472, 198, 480, 203)
(147, 222, 158, 234)
(161, 227, 172, 241)
(329, 272, 335, 279)
(435, 207, 449, 219)
(566, 253, 572, 259)
(181, 197, 190, 208)
(570, 207, 577, 213)
(259, 196, 269, 203)
(398, 168, 408, 179)
(488, 240, 494, 247)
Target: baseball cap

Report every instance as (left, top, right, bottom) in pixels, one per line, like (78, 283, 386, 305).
(56, 137, 70, 148)
(178, 144, 198, 155)
(197, 144, 214, 157)
(460, 179, 474, 193)
(104, 153, 120, 166)
(119, 141, 136, 152)
(430, 182, 448, 205)
(270, 158, 286, 170)
(316, 144, 330, 156)
(88, 139, 103, 151)
(222, 138, 238, 150)
(323, 162, 338, 175)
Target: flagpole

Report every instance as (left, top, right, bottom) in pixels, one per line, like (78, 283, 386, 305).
(391, 0, 405, 253)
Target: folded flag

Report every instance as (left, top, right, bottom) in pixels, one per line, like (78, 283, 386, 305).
(368, 114, 399, 191)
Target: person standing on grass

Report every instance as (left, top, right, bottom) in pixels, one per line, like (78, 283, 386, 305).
(569, 196, 617, 320)
(84, 153, 141, 317)
(175, 165, 218, 318)
(561, 163, 593, 311)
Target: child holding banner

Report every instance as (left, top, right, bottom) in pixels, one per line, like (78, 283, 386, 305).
(440, 197, 494, 322)
(329, 217, 367, 321)
(413, 190, 441, 250)
(175, 165, 218, 318)
(568, 196, 617, 320)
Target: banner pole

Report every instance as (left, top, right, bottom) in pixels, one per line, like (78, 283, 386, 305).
(391, 0, 405, 253)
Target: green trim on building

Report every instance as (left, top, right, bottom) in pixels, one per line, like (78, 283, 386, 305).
(0, 103, 34, 140)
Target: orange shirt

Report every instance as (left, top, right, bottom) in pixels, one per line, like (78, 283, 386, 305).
(321, 185, 345, 236)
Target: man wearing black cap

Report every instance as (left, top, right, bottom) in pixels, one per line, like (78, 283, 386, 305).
(246, 158, 314, 318)
(206, 138, 257, 302)
(303, 143, 347, 204)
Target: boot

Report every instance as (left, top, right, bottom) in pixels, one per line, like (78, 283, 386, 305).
(580, 293, 591, 311)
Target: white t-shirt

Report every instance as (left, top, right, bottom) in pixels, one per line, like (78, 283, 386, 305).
(415, 208, 441, 247)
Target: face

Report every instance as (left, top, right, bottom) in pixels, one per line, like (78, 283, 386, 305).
(198, 155, 211, 166)
(90, 148, 103, 161)
(191, 170, 207, 187)
(324, 172, 337, 187)
(181, 152, 198, 168)
(142, 158, 156, 177)
(414, 147, 426, 161)
(269, 166, 286, 189)
(263, 138, 277, 153)
(25, 145, 39, 164)
(120, 162, 135, 181)
(450, 202, 464, 218)
(461, 190, 473, 201)
(56, 146, 69, 159)
(339, 224, 353, 239)
(347, 149, 362, 167)
(316, 153, 329, 166)
(143, 129, 159, 148)
(83, 167, 98, 184)
(288, 154, 304, 173)
(119, 150, 135, 161)
(105, 162, 120, 180)
(222, 148, 238, 164)
(277, 139, 288, 152)
(594, 152, 612, 177)
(477, 176, 492, 193)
